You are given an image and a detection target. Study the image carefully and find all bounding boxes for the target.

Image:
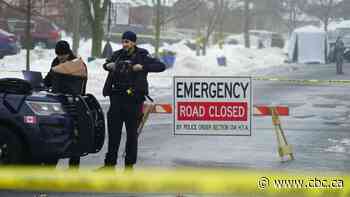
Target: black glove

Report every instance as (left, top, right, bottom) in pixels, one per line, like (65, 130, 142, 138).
(104, 62, 116, 71)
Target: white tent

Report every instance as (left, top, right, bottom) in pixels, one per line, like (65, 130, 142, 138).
(288, 26, 327, 64)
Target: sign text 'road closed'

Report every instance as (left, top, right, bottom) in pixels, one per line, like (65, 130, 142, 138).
(173, 77, 252, 136)
(177, 102, 247, 121)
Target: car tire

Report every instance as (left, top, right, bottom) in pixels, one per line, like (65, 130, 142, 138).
(0, 126, 25, 164)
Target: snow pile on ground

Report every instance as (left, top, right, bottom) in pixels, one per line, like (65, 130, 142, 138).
(155, 41, 286, 76)
(0, 36, 286, 99)
(325, 138, 350, 154)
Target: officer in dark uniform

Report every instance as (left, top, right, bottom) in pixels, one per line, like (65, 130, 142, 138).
(44, 40, 85, 168)
(334, 36, 345, 75)
(44, 40, 87, 95)
(102, 31, 165, 169)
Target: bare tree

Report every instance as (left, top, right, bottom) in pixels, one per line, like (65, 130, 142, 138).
(152, 0, 203, 57)
(280, 0, 304, 35)
(243, 0, 251, 48)
(198, 0, 225, 55)
(154, 0, 161, 57)
(72, 0, 81, 55)
(335, 0, 350, 19)
(252, 0, 282, 31)
(160, 0, 203, 26)
(0, 0, 39, 15)
(302, 0, 343, 31)
(217, 0, 227, 48)
(81, 0, 109, 57)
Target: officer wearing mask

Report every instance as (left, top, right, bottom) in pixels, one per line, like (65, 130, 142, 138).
(43, 40, 84, 168)
(102, 31, 165, 170)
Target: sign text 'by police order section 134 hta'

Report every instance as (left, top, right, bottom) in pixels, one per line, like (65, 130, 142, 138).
(173, 76, 252, 136)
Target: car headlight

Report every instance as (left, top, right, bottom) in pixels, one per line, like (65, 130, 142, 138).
(26, 101, 65, 116)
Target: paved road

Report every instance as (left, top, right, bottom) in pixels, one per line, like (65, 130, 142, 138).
(65, 79, 349, 173)
(2, 64, 350, 196)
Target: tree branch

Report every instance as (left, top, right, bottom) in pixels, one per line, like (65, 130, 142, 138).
(99, 0, 109, 24)
(160, 1, 203, 26)
(0, 0, 43, 17)
(81, 0, 94, 23)
(205, 0, 220, 40)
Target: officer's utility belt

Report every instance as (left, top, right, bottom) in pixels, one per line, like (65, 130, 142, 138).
(111, 84, 135, 96)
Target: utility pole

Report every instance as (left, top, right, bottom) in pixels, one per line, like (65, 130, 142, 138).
(26, 0, 32, 71)
(72, 0, 81, 55)
(155, 0, 161, 58)
(243, 0, 251, 48)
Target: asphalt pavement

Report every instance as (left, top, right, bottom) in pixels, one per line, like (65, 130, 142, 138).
(1, 62, 350, 197)
(73, 62, 350, 172)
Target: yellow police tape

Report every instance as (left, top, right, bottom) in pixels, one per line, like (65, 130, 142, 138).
(0, 166, 348, 196)
(254, 77, 350, 85)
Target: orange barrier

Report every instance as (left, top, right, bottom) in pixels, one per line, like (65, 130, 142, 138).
(254, 106, 289, 116)
(151, 104, 173, 113)
(144, 103, 293, 161)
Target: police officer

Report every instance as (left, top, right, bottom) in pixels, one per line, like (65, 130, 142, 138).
(44, 40, 77, 89)
(44, 40, 84, 168)
(334, 36, 345, 75)
(102, 31, 165, 170)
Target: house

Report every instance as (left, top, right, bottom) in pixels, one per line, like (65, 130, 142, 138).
(1, 0, 64, 22)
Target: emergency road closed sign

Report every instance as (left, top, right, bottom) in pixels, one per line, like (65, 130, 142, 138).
(173, 76, 252, 136)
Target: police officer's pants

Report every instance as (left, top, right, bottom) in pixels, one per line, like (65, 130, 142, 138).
(105, 94, 142, 166)
(336, 56, 343, 74)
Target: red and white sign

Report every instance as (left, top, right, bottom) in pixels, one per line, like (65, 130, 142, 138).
(174, 76, 252, 135)
(177, 102, 247, 121)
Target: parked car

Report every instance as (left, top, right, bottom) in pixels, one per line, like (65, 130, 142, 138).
(5, 17, 61, 49)
(344, 49, 350, 62)
(249, 30, 285, 48)
(0, 28, 20, 59)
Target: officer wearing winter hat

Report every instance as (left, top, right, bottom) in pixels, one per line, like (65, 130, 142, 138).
(44, 40, 77, 88)
(43, 40, 82, 168)
(101, 31, 165, 170)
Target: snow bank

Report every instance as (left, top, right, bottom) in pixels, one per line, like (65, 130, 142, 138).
(0, 36, 286, 99)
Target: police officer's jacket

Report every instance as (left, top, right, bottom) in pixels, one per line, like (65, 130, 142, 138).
(102, 47, 165, 101)
(44, 53, 87, 95)
(334, 39, 345, 58)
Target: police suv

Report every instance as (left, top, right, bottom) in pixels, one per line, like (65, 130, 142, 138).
(0, 78, 105, 165)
